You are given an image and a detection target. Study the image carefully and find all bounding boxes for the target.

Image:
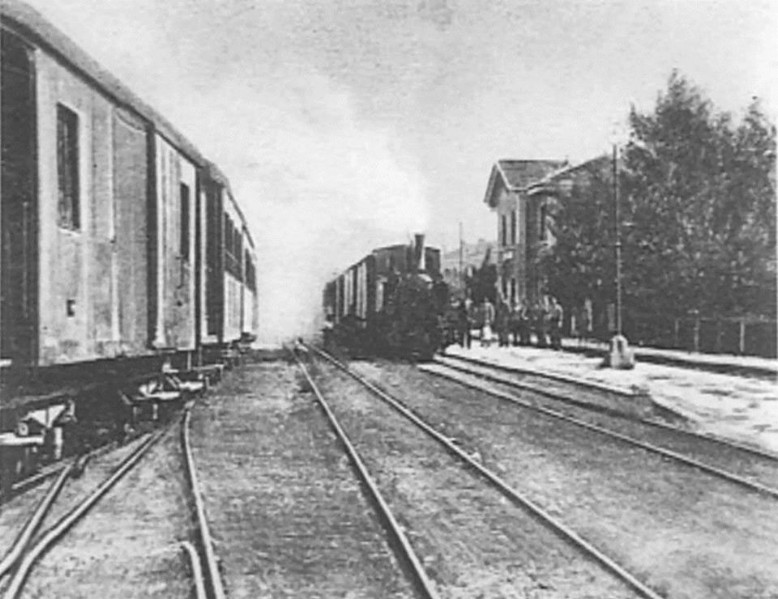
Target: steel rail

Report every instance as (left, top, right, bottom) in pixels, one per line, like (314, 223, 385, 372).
(306, 343, 664, 599)
(2, 428, 168, 599)
(442, 352, 632, 397)
(144, 541, 207, 599)
(182, 407, 226, 599)
(1, 431, 139, 507)
(425, 361, 778, 500)
(4, 465, 65, 504)
(440, 353, 778, 462)
(179, 541, 208, 599)
(292, 350, 442, 599)
(0, 465, 72, 580)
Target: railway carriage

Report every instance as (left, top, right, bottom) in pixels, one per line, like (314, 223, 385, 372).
(199, 167, 258, 353)
(0, 0, 258, 372)
(0, 0, 261, 494)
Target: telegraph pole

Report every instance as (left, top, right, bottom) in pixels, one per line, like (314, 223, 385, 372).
(613, 143, 622, 337)
(608, 142, 634, 368)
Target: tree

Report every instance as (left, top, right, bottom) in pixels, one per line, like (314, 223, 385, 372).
(622, 72, 776, 318)
(465, 247, 498, 303)
(535, 158, 614, 331)
(536, 71, 776, 337)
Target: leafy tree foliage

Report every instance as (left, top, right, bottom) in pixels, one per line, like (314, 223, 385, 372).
(541, 72, 776, 322)
(465, 247, 498, 303)
(537, 158, 614, 327)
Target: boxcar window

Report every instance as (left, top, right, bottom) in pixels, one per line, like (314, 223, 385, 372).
(224, 214, 241, 278)
(57, 104, 80, 230)
(245, 251, 256, 292)
(180, 183, 190, 260)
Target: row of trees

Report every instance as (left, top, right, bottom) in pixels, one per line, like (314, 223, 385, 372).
(540, 72, 776, 324)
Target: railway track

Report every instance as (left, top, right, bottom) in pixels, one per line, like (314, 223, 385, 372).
(298, 343, 663, 599)
(0, 405, 222, 599)
(182, 407, 225, 599)
(187, 358, 421, 598)
(426, 353, 778, 499)
(293, 351, 440, 599)
(0, 366, 213, 506)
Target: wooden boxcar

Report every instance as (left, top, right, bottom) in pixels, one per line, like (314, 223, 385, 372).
(0, 0, 258, 372)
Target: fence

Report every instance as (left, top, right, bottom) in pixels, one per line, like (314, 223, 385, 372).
(622, 312, 777, 358)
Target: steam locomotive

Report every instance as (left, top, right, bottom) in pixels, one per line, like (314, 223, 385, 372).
(322, 235, 449, 360)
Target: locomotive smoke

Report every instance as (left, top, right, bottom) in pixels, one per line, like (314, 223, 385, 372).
(228, 74, 432, 345)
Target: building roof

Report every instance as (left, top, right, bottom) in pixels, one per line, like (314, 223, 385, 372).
(483, 159, 567, 208)
(526, 154, 614, 197)
(440, 239, 495, 270)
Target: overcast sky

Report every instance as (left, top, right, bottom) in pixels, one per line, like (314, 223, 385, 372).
(24, 0, 777, 342)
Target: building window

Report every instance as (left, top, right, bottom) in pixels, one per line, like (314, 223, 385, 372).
(224, 214, 230, 251)
(57, 104, 80, 230)
(180, 184, 190, 260)
(500, 214, 507, 246)
(376, 281, 384, 312)
(236, 225, 243, 274)
(510, 209, 517, 245)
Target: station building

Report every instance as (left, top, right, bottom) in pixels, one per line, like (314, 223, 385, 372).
(482, 159, 566, 305)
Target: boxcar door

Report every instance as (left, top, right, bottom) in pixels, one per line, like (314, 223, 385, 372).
(113, 108, 148, 354)
(1, 30, 38, 366)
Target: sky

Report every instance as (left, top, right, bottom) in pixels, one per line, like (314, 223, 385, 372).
(21, 0, 777, 343)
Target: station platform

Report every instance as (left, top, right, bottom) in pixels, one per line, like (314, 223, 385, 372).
(443, 343, 778, 454)
(561, 338, 777, 378)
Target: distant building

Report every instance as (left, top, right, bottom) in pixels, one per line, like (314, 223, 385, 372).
(483, 159, 567, 304)
(440, 239, 496, 298)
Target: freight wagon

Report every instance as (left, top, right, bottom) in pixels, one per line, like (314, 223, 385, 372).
(1, 0, 258, 377)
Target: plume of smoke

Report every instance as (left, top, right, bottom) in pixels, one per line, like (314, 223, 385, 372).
(198, 73, 431, 345)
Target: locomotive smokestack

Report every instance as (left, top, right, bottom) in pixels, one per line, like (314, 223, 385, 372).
(414, 233, 426, 272)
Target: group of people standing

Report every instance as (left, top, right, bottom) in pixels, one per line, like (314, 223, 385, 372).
(455, 295, 568, 350)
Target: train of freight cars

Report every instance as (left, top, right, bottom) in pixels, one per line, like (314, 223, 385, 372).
(323, 235, 450, 360)
(1, 0, 259, 374)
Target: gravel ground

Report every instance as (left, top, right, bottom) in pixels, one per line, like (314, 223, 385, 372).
(0, 479, 52, 557)
(349, 359, 778, 599)
(6, 423, 192, 599)
(430, 359, 778, 491)
(189, 360, 415, 599)
(0, 437, 146, 566)
(311, 358, 640, 599)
